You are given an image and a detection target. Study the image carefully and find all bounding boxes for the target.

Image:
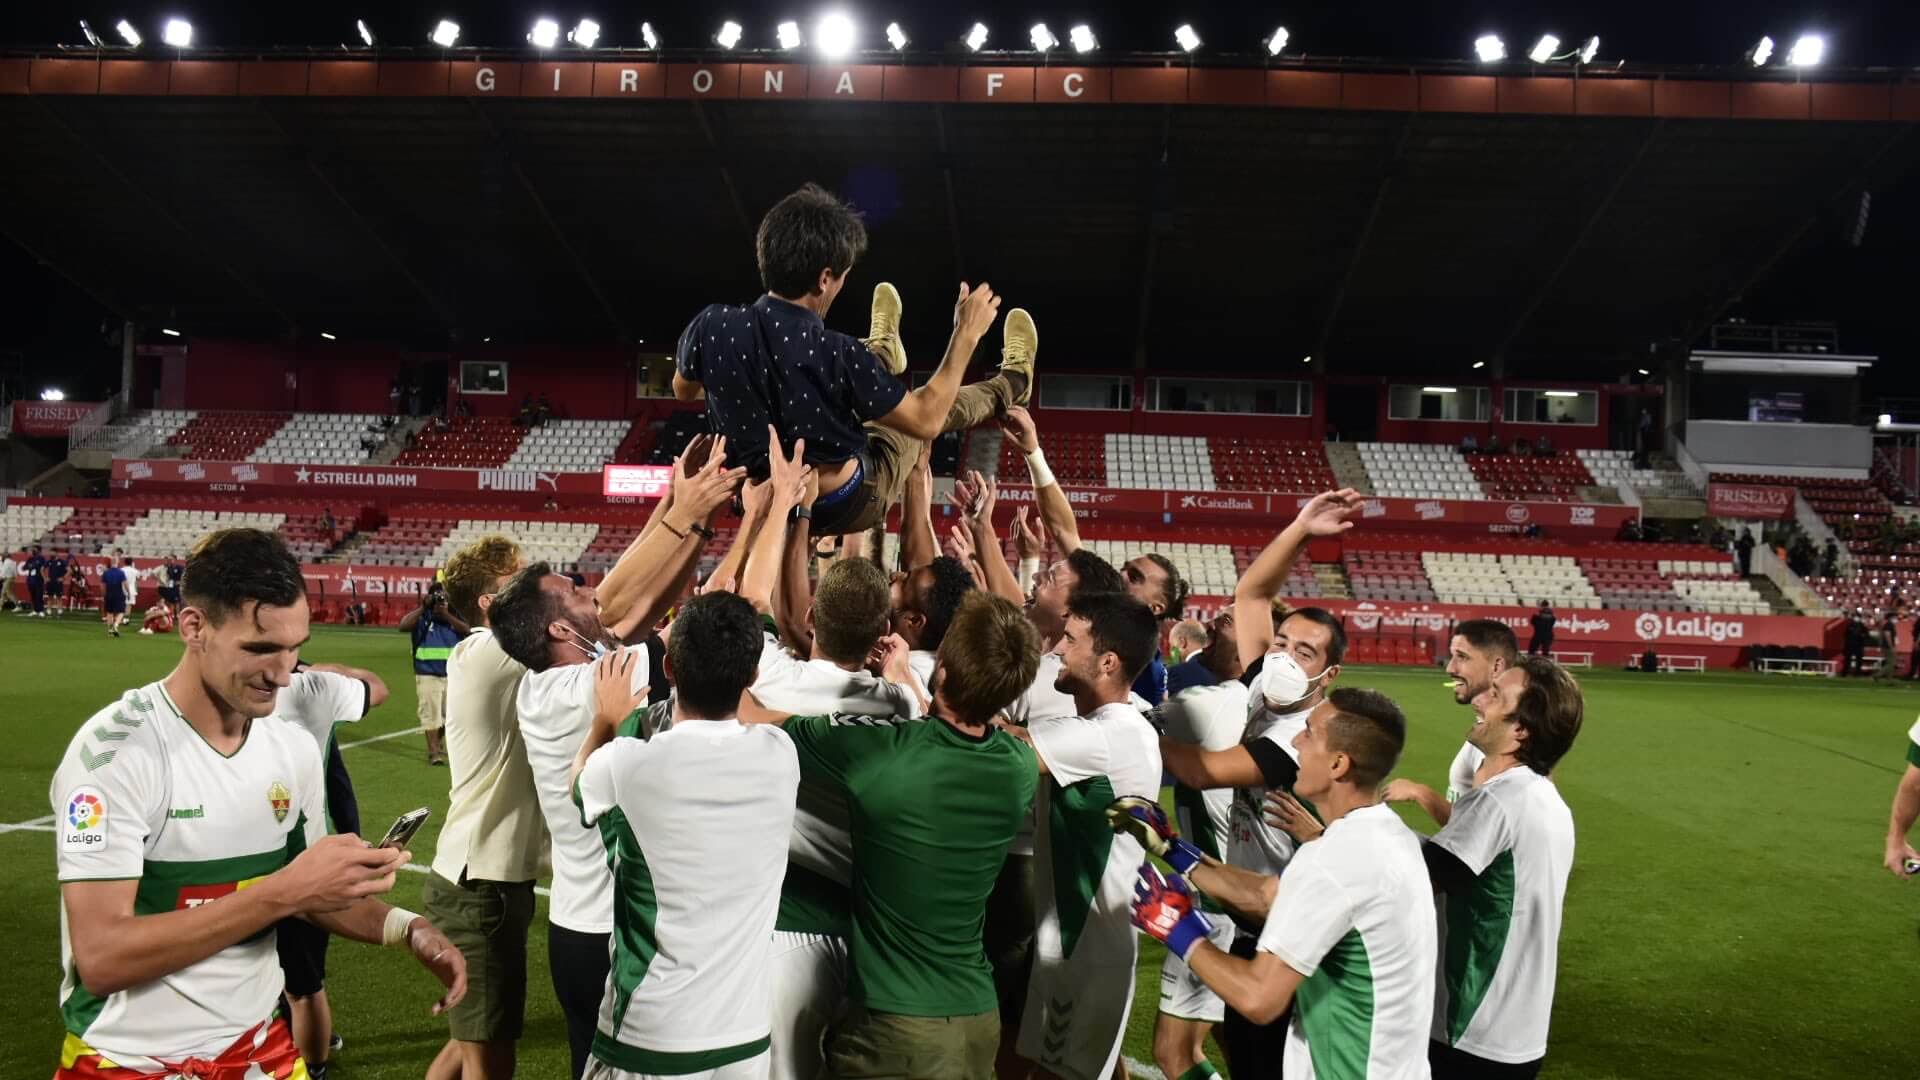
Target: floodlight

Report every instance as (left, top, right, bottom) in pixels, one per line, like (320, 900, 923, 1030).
(1636, 368, 1651, 376)
(1266, 27, 1289, 56)
(1578, 36, 1600, 64)
(1475, 34, 1505, 62)
(1880, 413, 1894, 427)
(1069, 25, 1095, 53)
(115, 19, 141, 46)
(41, 389, 66, 401)
(357, 19, 374, 46)
(321, 332, 338, 341)
(1422, 386, 1458, 394)
(641, 21, 659, 48)
(430, 19, 461, 47)
(1748, 36, 1774, 66)
(816, 13, 856, 58)
(1174, 24, 1200, 53)
(161, 328, 182, 337)
(1528, 35, 1559, 64)
(1029, 23, 1057, 52)
(529, 18, 560, 48)
(569, 19, 600, 47)
(776, 21, 802, 50)
(1471, 360, 1486, 369)
(885, 22, 907, 50)
(715, 20, 743, 49)
(1787, 34, 1824, 67)
(1544, 390, 1580, 398)
(79, 20, 103, 47)
(162, 18, 192, 48)
(1301, 355, 1312, 364)
(963, 23, 988, 51)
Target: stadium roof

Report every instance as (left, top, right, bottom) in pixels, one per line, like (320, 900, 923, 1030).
(0, 52, 1915, 380)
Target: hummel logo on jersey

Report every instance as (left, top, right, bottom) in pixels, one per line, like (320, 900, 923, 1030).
(168, 805, 206, 820)
(268, 781, 292, 824)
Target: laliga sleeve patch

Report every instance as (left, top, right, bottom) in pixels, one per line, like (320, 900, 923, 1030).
(62, 785, 109, 852)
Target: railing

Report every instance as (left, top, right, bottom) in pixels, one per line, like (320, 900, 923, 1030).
(66, 399, 118, 453)
(1751, 537, 1837, 617)
(1671, 436, 1710, 491)
(1792, 492, 1855, 577)
(1614, 479, 1643, 517)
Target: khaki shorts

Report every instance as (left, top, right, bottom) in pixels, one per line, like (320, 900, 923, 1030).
(416, 674, 448, 731)
(827, 1006, 997, 1080)
(421, 872, 535, 1043)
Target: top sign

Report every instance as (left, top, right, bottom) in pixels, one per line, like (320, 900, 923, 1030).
(603, 464, 673, 498)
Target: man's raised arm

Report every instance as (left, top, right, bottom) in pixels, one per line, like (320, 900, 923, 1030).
(1234, 489, 1363, 671)
(999, 406, 1081, 555)
(872, 283, 1001, 441)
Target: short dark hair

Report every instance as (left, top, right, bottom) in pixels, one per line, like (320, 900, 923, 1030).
(1453, 619, 1519, 665)
(1066, 549, 1127, 600)
(1068, 591, 1161, 683)
(935, 592, 1041, 722)
(814, 558, 891, 664)
(756, 183, 869, 298)
(488, 562, 563, 672)
(1323, 687, 1407, 789)
(1281, 606, 1348, 667)
(1144, 553, 1190, 621)
(916, 557, 976, 652)
(182, 528, 305, 625)
(1512, 655, 1585, 774)
(669, 592, 764, 718)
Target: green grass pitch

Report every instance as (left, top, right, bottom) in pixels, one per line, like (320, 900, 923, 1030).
(3, 615, 1919, 1078)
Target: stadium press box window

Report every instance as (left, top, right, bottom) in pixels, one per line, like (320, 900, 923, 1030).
(1038, 375, 1132, 411)
(460, 361, 509, 395)
(1389, 384, 1492, 422)
(1147, 377, 1310, 416)
(1505, 388, 1598, 425)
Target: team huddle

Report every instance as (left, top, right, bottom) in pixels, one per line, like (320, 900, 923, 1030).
(45, 184, 1588, 1080)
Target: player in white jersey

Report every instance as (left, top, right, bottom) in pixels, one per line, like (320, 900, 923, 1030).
(1425, 656, 1584, 1079)
(1127, 688, 1436, 1080)
(1383, 620, 1520, 826)
(1006, 592, 1163, 1080)
(274, 661, 390, 1077)
(573, 592, 801, 1080)
(1883, 715, 1920, 876)
(49, 528, 462, 1080)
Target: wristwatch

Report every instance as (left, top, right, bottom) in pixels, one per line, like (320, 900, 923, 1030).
(792, 505, 813, 522)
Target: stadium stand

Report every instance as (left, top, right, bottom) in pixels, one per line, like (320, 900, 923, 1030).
(1209, 438, 1337, 493)
(351, 514, 456, 566)
(250, 412, 388, 465)
(0, 503, 75, 551)
(394, 416, 526, 468)
(115, 508, 287, 558)
(1105, 434, 1214, 491)
(997, 431, 1105, 488)
(71, 409, 196, 456)
(1423, 552, 1602, 608)
(166, 412, 289, 461)
(59, 504, 147, 552)
(1579, 449, 1700, 500)
(426, 518, 598, 570)
(1356, 442, 1485, 500)
(1809, 570, 1917, 615)
(1714, 472, 1892, 532)
(1344, 548, 1438, 603)
(1466, 451, 1594, 502)
(502, 419, 632, 473)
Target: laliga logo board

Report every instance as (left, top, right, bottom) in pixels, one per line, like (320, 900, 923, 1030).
(62, 786, 107, 851)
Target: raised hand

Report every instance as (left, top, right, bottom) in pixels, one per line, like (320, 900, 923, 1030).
(275, 833, 410, 915)
(672, 435, 746, 523)
(1000, 406, 1039, 455)
(765, 426, 813, 506)
(1130, 863, 1213, 961)
(1012, 506, 1042, 562)
(1105, 795, 1203, 874)
(964, 470, 998, 525)
(954, 281, 1002, 341)
(740, 478, 774, 521)
(1293, 488, 1364, 538)
(869, 632, 915, 686)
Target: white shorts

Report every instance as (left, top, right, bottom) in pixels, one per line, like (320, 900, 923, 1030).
(1156, 919, 1239, 1024)
(585, 1051, 771, 1080)
(768, 931, 848, 1080)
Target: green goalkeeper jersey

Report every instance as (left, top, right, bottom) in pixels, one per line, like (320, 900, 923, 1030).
(781, 714, 1037, 1017)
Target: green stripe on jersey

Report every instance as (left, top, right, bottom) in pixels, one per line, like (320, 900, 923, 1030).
(1047, 774, 1116, 959)
(1444, 849, 1517, 1044)
(600, 807, 661, 1034)
(133, 818, 308, 919)
(591, 1032, 770, 1075)
(1299, 927, 1375, 1080)
(1907, 740, 1920, 769)
(1172, 783, 1224, 914)
(60, 963, 107, 1038)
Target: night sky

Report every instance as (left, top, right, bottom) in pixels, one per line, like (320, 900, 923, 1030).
(4, 0, 1918, 406)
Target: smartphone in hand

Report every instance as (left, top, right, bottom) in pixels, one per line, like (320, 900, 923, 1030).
(378, 807, 433, 851)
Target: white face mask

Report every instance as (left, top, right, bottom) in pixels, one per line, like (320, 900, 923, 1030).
(1261, 651, 1327, 711)
(562, 624, 609, 662)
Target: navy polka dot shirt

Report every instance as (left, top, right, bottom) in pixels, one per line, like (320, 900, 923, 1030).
(677, 294, 909, 476)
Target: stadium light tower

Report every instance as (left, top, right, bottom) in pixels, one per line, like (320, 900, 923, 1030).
(1578, 35, 1600, 63)
(1787, 34, 1824, 67)
(776, 20, 802, 50)
(1029, 23, 1058, 52)
(963, 22, 988, 51)
(885, 22, 907, 50)
(1748, 35, 1774, 66)
(815, 12, 857, 58)
(41, 388, 66, 402)
(1474, 34, 1506, 62)
(161, 328, 182, 337)
(640, 21, 659, 49)
(430, 19, 460, 47)
(1528, 34, 1560, 64)
(1174, 24, 1201, 53)
(1266, 26, 1289, 56)
(568, 19, 601, 48)
(356, 19, 374, 47)
(715, 20, 743, 48)
(529, 18, 560, 48)
(1069, 25, 1096, 53)
(115, 19, 142, 46)
(162, 18, 192, 48)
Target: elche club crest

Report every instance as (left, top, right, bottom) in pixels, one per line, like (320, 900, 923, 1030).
(268, 780, 292, 823)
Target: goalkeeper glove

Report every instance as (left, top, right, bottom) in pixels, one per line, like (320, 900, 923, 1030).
(1106, 795, 1204, 874)
(1131, 863, 1212, 961)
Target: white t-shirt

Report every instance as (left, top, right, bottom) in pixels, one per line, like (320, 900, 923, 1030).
(751, 634, 918, 886)
(276, 670, 368, 761)
(1225, 699, 1315, 883)
(0, 555, 17, 582)
(1429, 766, 1575, 1064)
(50, 682, 326, 1065)
(1447, 742, 1485, 804)
(1155, 680, 1249, 861)
(1258, 803, 1437, 1080)
(908, 648, 937, 699)
(515, 646, 653, 934)
(1001, 652, 1082, 857)
(575, 718, 798, 1070)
